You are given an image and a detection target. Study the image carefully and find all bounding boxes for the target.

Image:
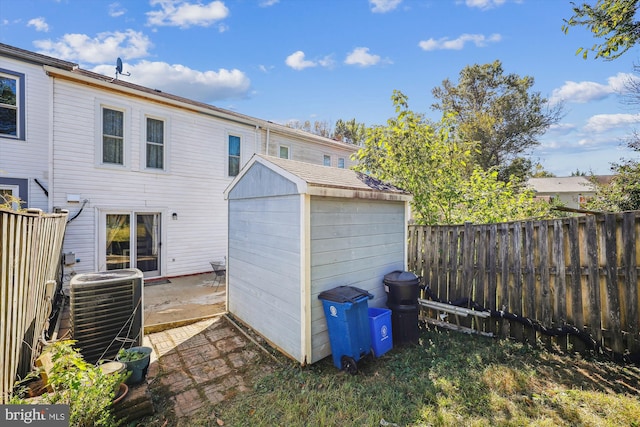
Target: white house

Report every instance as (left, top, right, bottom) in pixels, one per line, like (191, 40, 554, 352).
(526, 176, 597, 209)
(0, 43, 358, 280)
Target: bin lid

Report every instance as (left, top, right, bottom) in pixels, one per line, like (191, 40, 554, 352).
(318, 286, 373, 303)
(384, 270, 419, 284)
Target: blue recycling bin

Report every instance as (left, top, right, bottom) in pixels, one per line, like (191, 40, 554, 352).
(368, 307, 393, 357)
(318, 286, 373, 374)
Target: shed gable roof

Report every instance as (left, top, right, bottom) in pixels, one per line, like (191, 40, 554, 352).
(225, 155, 412, 202)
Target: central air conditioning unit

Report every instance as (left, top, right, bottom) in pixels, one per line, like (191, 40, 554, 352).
(70, 268, 144, 364)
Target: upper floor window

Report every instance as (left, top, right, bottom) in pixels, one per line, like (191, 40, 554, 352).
(102, 107, 124, 165)
(0, 70, 25, 139)
(146, 117, 164, 169)
(228, 134, 241, 176)
(279, 145, 290, 159)
(338, 157, 345, 168)
(323, 154, 331, 167)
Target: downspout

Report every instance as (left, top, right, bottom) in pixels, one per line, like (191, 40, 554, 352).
(47, 70, 55, 212)
(265, 127, 270, 156)
(254, 125, 259, 155)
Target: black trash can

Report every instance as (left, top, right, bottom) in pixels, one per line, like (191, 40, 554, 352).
(384, 271, 420, 345)
(383, 270, 421, 306)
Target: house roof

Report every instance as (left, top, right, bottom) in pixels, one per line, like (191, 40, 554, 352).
(0, 43, 356, 152)
(526, 176, 595, 194)
(225, 154, 412, 202)
(0, 42, 77, 70)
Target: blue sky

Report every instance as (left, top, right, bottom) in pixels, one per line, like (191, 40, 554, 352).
(1, 0, 640, 176)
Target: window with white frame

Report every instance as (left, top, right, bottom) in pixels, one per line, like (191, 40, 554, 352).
(0, 70, 25, 139)
(338, 157, 345, 168)
(0, 185, 20, 210)
(323, 154, 331, 167)
(146, 117, 164, 169)
(228, 134, 241, 176)
(279, 145, 290, 159)
(102, 107, 125, 165)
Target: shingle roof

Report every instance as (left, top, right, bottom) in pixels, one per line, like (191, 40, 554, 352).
(0, 43, 77, 70)
(257, 155, 410, 196)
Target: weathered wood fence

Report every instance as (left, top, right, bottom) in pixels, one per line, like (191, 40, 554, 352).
(408, 211, 640, 357)
(1, 208, 68, 403)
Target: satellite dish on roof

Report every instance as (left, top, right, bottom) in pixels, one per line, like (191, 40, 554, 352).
(114, 57, 131, 80)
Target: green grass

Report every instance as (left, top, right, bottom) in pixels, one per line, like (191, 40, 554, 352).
(183, 327, 640, 426)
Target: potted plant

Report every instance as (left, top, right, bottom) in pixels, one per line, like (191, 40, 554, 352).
(116, 346, 152, 385)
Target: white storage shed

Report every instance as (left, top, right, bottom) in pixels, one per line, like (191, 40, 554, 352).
(224, 155, 412, 365)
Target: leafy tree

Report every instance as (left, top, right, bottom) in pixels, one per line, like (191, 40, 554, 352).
(563, 0, 640, 60)
(431, 60, 563, 182)
(531, 163, 556, 177)
(353, 91, 552, 224)
(586, 148, 640, 211)
(334, 118, 366, 145)
(285, 120, 333, 138)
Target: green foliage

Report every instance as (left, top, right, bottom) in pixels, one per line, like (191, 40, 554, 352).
(117, 348, 147, 362)
(40, 340, 124, 427)
(563, 0, 640, 60)
(586, 159, 640, 211)
(334, 118, 367, 145)
(353, 91, 553, 225)
(431, 60, 563, 181)
(531, 162, 556, 177)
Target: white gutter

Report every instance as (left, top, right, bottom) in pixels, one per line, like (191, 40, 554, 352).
(42, 65, 259, 128)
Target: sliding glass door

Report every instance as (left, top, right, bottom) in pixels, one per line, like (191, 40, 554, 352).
(106, 212, 160, 277)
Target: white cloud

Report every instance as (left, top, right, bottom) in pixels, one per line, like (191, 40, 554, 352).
(91, 60, 251, 101)
(464, 0, 507, 10)
(344, 47, 381, 67)
(33, 30, 152, 64)
(547, 122, 577, 135)
(418, 33, 501, 51)
(259, 0, 279, 6)
(370, 0, 402, 13)
(549, 81, 611, 105)
(318, 55, 336, 68)
(27, 17, 49, 32)
(549, 73, 639, 105)
(147, 0, 229, 28)
(285, 51, 317, 70)
(584, 113, 640, 132)
(109, 2, 127, 17)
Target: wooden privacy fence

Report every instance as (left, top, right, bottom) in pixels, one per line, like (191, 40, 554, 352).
(408, 211, 640, 358)
(1, 208, 68, 403)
